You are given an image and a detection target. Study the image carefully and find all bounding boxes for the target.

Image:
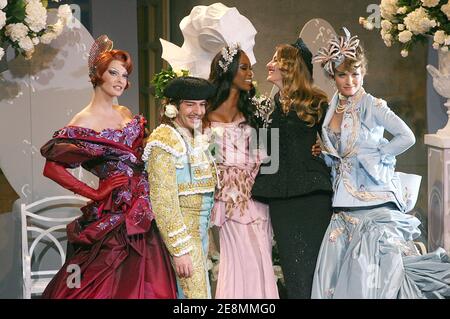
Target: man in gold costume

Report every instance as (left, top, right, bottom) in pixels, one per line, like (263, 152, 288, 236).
(142, 77, 217, 298)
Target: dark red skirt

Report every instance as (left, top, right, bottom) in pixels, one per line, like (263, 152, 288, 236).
(42, 221, 177, 299)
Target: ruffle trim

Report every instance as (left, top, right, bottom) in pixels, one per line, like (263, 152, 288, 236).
(142, 124, 186, 161)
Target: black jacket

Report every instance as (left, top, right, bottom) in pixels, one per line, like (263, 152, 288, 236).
(252, 94, 332, 200)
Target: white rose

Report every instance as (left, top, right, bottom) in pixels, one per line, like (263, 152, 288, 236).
(24, 48, 34, 60)
(420, 0, 440, 7)
(397, 6, 408, 14)
(401, 49, 409, 57)
(404, 7, 436, 34)
(442, 3, 450, 20)
(359, 17, 374, 31)
(398, 24, 405, 31)
(381, 20, 393, 31)
(52, 19, 64, 36)
(365, 21, 375, 31)
(57, 4, 72, 25)
(398, 30, 413, 43)
(381, 29, 393, 41)
(0, 10, 6, 30)
(365, 22, 374, 31)
(380, 0, 399, 20)
(441, 46, 449, 52)
(0, 0, 7, 10)
(31, 37, 39, 45)
(25, 0, 47, 33)
(445, 36, 450, 46)
(40, 31, 57, 44)
(433, 42, 441, 50)
(0, 47, 4, 61)
(5, 23, 29, 42)
(19, 36, 34, 52)
(381, 29, 393, 47)
(164, 104, 178, 118)
(434, 30, 446, 45)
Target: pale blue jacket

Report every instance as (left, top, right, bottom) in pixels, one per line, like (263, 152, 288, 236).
(321, 90, 421, 212)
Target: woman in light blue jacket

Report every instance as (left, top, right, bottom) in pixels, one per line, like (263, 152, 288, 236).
(311, 28, 450, 299)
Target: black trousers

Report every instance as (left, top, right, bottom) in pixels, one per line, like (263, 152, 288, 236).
(269, 191, 332, 299)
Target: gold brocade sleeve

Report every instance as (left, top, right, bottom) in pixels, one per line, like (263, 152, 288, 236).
(147, 147, 193, 257)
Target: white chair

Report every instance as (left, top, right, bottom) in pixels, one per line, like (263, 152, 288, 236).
(21, 195, 88, 299)
(414, 241, 428, 255)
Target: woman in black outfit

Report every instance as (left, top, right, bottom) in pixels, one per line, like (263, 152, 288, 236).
(252, 39, 333, 299)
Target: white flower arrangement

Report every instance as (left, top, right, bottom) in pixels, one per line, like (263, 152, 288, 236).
(0, 0, 73, 61)
(252, 94, 274, 128)
(360, 0, 450, 57)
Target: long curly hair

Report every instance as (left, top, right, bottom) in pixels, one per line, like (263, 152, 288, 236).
(207, 48, 258, 128)
(276, 44, 328, 127)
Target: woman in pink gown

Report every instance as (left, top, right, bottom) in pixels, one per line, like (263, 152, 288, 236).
(206, 45, 279, 298)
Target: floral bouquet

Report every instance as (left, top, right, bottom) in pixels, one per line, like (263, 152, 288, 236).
(250, 80, 274, 128)
(251, 94, 273, 128)
(151, 67, 189, 99)
(0, 0, 72, 61)
(359, 0, 450, 57)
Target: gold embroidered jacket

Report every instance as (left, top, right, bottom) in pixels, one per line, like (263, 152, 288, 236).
(143, 124, 216, 257)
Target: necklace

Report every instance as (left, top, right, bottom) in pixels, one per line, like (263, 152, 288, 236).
(335, 99, 349, 114)
(335, 88, 365, 114)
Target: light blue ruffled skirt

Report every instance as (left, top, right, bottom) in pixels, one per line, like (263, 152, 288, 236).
(312, 205, 450, 299)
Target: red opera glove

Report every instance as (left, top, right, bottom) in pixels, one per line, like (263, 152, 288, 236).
(43, 160, 129, 201)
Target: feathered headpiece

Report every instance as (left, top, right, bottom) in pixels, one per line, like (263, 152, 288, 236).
(312, 27, 360, 76)
(88, 35, 114, 76)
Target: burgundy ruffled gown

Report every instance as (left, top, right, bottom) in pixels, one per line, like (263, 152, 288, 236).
(40, 115, 177, 299)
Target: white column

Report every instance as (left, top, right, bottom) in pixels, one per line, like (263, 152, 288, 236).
(424, 134, 450, 254)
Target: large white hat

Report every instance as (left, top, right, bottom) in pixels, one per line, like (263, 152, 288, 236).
(160, 2, 257, 79)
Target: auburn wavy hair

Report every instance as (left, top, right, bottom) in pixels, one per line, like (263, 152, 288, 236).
(276, 44, 328, 127)
(90, 49, 133, 89)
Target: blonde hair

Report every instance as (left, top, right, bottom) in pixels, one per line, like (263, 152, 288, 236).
(276, 44, 328, 127)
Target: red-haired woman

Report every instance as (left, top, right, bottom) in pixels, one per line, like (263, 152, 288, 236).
(40, 36, 177, 299)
